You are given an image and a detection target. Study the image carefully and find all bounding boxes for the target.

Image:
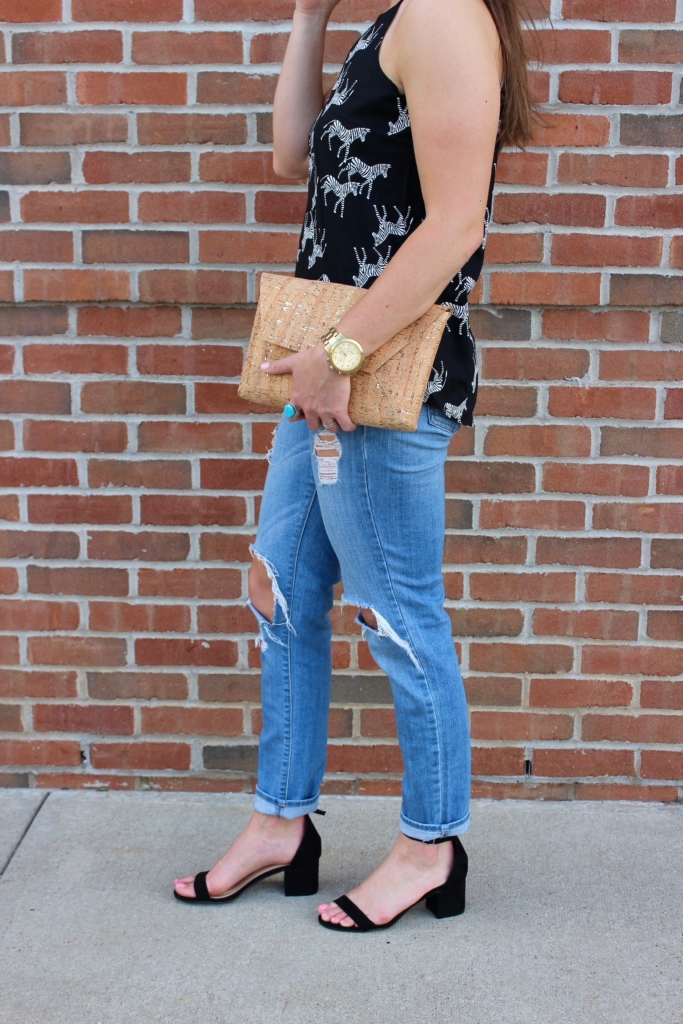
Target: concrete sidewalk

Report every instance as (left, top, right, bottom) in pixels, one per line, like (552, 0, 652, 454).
(0, 792, 681, 1024)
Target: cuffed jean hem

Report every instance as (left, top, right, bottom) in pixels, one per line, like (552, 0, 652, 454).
(253, 788, 319, 819)
(399, 810, 470, 842)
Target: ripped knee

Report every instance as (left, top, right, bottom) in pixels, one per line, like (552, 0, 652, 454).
(358, 608, 378, 630)
(249, 555, 275, 621)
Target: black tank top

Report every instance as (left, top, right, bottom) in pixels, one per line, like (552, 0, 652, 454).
(294, 0, 499, 426)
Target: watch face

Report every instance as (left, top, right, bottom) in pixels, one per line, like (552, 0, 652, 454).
(333, 340, 362, 372)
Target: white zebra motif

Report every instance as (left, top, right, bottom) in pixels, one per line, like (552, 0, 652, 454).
(327, 67, 357, 108)
(388, 96, 411, 135)
(424, 361, 447, 400)
(443, 300, 470, 337)
(319, 273, 330, 282)
(321, 120, 371, 163)
(308, 229, 326, 269)
(321, 174, 360, 215)
(344, 157, 391, 199)
(372, 205, 412, 247)
(353, 246, 391, 288)
(453, 271, 476, 303)
(347, 23, 382, 60)
(443, 398, 468, 423)
(482, 206, 491, 250)
(470, 337, 480, 393)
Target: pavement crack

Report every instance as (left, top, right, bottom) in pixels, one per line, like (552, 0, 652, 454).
(0, 792, 49, 877)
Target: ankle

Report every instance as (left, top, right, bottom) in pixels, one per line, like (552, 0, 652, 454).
(250, 810, 305, 839)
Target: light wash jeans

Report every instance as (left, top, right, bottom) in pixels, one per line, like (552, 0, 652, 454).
(249, 404, 471, 841)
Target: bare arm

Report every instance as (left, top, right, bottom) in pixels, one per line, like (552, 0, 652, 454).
(272, 1, 345, 179)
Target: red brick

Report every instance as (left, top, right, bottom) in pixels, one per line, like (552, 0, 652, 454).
(582, 645, 683, 677)
(647, 610, 683, 641)
(0, 531, 79, 560)
(0, 272, 15, 301)
(0, 740, 80, 767)
(0, 497, 19, 522)
(78, 306, 181, 338)
(542, 309, 650, 343)
(0, 670, 77, 699)
(200, 458, 268, 490)
(577, 783, 678, 802)
(0, 116, 9, 146)
(495, 151, 547, 186)
(199, 533, 253, 563)
(583, 713, 683, 744)
(34, 774, 136, 790)
(470, 747, 524, 776)
(0, 599, 79, 631)
(137, 344, 242, 378)
(28, 565, 128, 597)
(196, 605, 254, 633)
(446, 607, 522, 638)
(139, 191, 245, 224)
(89, 601, 189, 633)
(469, 644, 573, 674)
(88, 460, 191, 490)
(658, 465, 683, 493)
(24, 420, 126, 454)
(24, 344, 127, 376)
(77, 72, 185, 105)
(74, 0, 183, 17)
(139, 777, 245, 793)
(485, 233, 545, 270)
(0, 457, 78, 487)
(140, 496, 246, 527)
(137, 113, 247, 146)
(195, 382, 279, 414)
(34, 704, 133, 735)
(251, 29, 359, 64)
(81, 381, 185, 414)
(641, 680, 683, 710)
(82, 229, 188, 264)
(359, 708, 396, 738)
(324, 744, 403, 774)
(0, 418, 12, 447)
(138, 270, 247, 305)
(28, 495, 132, 526)
(537, 537, 641, 569)
(199, 230, 299, 264)
(557, 153, 668, 189)
(88, 671, 188, 701)
(90, 742, 190, 771)
(480, 499, 585, 531)
(24, 270, 129, 303)
(530, 114, 610, 148)
(0, 635, 20, 663)
(471, 711, 574, 741)
(0, 380, 69, 414)
(135, 637, 238, 667)
(484, 425, 591, 458)
(138, 422, 241, 454)
(482, 347, 590, 381)
(197, 71, 277, 105)
(200, 151, 301, 186)
(489, 273, 601, 307)
(640, 751, 683, 780)
(593, 502, 683, 534)
(471, 782, 573, 800)
(254, 191, 308, 224)
(0, 71, 65, 105)
(132, 30, 241, 63)
(82, 152, 190, 184)
(444, 461, 535, 494)
(28, 636, 127, 667)
(87, 531, 190, 562)
(529, 678, 632, 708)
(20, 113, 128, 146)
(494, 193, 606, 228)
(543, 462, 648, 497)
(611, 275, 683, 307)
(526, 28, 611, 64)
(533, 608, 638, 641)
(619, 29, 683, 63)
(671, 237, 683, 270)
(470, 572, 575, 603)
(586, 572, 683, 606)
(533, 749, 634, 778)
(464, 676, 522, 707)
(13, 30, 123, 64)
(601, 427, 683, 459)
(0, 230, 72, 262)
(551, 234, 661, 269)
(562, 0, 676, 21)
(138, 568, 241, 599)
(548, 385, 656, 420)
(22, 192, 127, 225)
(615, 195, 683, 229)
(141, 706, 242, 736)
(559, 70, 672, 105)
(0, 567, 19, 593)
(0, 0, 61, 20)
(443, 536, 527, 565)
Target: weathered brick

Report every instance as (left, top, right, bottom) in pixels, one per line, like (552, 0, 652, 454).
(82, 152, 191, 184)
(0, 154, 71, 186)
(132, 31, 242, 64)
(137, 113, 247, 146)
(20, 113, 128, 146)
(13, 30, 123, 64)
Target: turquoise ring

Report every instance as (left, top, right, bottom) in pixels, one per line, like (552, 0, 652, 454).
(284, 403, 298, 420)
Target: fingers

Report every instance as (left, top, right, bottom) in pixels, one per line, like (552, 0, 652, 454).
(261, 358, 293, 376)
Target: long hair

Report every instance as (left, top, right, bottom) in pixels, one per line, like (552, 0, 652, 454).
(483, 0, 541, 149)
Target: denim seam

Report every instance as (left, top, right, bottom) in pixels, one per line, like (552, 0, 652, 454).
(358, 425, 445, 828)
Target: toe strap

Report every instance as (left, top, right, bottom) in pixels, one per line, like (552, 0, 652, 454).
(192, 871, 211, 901)
(333, 894, 377, 932)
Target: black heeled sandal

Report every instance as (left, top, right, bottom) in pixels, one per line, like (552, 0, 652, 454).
(174, 813, 322, 904)
(318, 835, 468, 932)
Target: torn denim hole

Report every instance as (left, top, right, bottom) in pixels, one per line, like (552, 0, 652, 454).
(249, 547, 296, 650)
(248, 598, 287, 652)
(314, 430, 341, 485)
(341, 594, 421, 671)
(265, 424, 278, 465)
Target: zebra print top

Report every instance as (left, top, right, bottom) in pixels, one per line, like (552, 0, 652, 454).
(294, 0, 499, 426)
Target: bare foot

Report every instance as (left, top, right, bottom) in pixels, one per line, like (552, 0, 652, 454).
(174, 810, 305, 899)
(318, 833, 453, 927)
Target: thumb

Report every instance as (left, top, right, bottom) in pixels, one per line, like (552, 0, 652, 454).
(261, 357, 294, 375)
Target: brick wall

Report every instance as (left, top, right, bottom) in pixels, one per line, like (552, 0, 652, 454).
(0, 0, 681, 801)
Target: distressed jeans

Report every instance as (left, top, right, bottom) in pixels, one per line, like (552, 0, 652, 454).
(250, 404, 471, 841)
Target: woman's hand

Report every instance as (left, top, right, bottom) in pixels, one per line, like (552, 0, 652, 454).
(261, 342, 356, 432)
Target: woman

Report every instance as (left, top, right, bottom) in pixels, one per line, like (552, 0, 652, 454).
(175, 0, 535, 931)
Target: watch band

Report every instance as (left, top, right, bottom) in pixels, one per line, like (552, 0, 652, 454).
(320, 326, 366, 376)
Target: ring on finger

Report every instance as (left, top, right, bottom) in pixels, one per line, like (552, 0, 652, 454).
(284, 403, 301, 420)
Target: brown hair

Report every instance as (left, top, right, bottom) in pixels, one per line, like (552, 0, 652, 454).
(482, 0, 541, 149)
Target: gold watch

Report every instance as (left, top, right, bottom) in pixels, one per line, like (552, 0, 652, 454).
(320, 326, 366, 376)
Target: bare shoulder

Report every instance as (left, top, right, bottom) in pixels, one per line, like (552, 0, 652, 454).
(388, 0, 501, 80)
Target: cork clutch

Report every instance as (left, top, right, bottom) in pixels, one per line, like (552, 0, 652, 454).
(238, 273, 451, 432)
